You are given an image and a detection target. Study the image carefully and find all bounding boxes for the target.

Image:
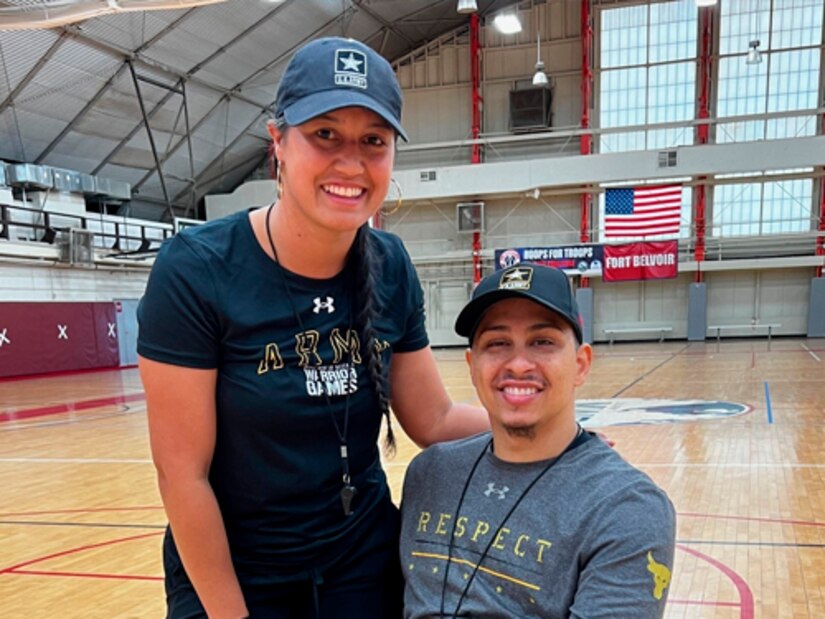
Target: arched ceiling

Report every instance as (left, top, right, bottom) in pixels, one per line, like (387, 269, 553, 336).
(0, 0, 521, 218)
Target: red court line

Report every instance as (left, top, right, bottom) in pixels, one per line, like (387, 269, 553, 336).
(680, 512, 825, 528)
(9, 569, 162, 582)
(677, 544, 754, 619)
(0, 531, 164, 575)
(0, 506, 163, 518)
(0, 365, 135, 383)
(0, 392, 146, 423)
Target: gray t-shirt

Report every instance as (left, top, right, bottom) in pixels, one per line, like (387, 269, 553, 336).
(400, 431, 675, 618)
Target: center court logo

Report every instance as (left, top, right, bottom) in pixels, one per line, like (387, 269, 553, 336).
(334, 49, 367, 89)
(574, 398, 751, 427)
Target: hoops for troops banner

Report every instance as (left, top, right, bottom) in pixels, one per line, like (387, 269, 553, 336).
(495, 245, 604, 274)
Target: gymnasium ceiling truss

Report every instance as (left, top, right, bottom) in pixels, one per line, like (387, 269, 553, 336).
(0, 0, 523, 218)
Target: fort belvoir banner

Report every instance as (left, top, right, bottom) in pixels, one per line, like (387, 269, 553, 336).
(602, 241, 678, 282)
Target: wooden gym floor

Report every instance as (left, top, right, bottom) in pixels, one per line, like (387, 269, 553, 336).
(1, 338, 824, 618)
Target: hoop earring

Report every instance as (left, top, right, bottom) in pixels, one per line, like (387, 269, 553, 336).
(381, 178, 403, 216)
(276, 161, 284, 198)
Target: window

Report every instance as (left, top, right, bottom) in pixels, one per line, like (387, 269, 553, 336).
(717, 0, 822, 143)
(599, 1, 697, 153)
(712, 170, 814, 236)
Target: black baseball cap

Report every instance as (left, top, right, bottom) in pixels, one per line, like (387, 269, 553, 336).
(275, 37, 408, 141)
(455, 264, 583, 344)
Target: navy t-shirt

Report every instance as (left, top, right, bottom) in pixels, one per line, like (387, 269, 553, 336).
(137, 209, 428, 573)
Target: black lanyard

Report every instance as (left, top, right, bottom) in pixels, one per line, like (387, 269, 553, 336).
(264, 203, 358, 517)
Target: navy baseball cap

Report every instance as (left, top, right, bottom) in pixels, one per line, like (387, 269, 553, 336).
(455, 265, 583, 344)
(275, 37, 408, 141)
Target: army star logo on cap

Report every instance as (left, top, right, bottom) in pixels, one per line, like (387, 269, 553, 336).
(499, 266, 533, 290)
(335, 49, 368, 89)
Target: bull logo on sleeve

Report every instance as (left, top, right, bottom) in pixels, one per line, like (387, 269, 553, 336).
(646, 551, 671, 600)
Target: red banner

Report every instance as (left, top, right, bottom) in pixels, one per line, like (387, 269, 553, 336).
(603, 241, 678, 282)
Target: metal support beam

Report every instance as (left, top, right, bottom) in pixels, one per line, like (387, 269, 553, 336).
(33, 11, 194, 166)
(91, 83, 180, 175)
(133, 94, 229, 191)
(64, 25, 269, 113)
(197, 150, 268, 191)
(0, 31, 69, 115)
(814, 1, 825, 277)
(136, 73, 183, 94)
(470, 12, 482, 284)
(234, 8, 359, 90)
(186, 0, 298, 76)
(579, 0, 593, 290)
(378, 28, 392, 55)
(134, 8, 199, 55)
(694, 4, 714, 280)
(181, 80, 197, 218)
(128, 61, 174, 222)
(35, 62, 129, 164)
(137, 10, 356, 199)
(351, 0, 417, 48)
(172, 110, 267, 203)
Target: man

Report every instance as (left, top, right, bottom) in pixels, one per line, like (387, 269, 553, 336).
(400, 264, 676, 618)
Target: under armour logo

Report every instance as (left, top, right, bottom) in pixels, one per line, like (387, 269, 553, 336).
(57, 325, 69, 340)
(484, 483, 510, 500)
(313, 297, 335, 314)
(108, 323, 116, 338)
(0, 328, 10, 347)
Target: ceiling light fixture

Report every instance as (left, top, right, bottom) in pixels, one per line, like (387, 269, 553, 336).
(532, 30, 548, 86)
(493, 13, 522, 34)
(456, 0, 478, 14)
(746, 39, 762, 64)
(694, 0, 718, 7)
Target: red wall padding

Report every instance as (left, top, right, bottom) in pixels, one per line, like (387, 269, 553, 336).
(0, 302, 119, 378)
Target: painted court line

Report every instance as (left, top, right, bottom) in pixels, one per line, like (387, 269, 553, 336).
(0, 392, 146, 423)
(611, 344, 691, 398)
(638, 463, 825, 469)
(801, 342, 822, 362)
(0, 531, 164, 576)
(676, 544, 754, 619)
(0, 520, 165, 530)
(0, 506, 163, 518)
(8, 569, 162, 582)
(0, 457, 152, 464)
(0, 409, 140, 432)
(679, 512, 825, 529)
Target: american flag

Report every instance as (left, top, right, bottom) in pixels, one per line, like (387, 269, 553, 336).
(604, 185, 682, 238)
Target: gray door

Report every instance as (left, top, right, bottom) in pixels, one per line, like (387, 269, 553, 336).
(115, 299, 139, 366)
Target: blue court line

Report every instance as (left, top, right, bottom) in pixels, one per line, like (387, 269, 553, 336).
(764, 381, 773, 424)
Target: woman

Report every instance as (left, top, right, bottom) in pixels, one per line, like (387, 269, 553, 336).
(138, 37, 488, 618)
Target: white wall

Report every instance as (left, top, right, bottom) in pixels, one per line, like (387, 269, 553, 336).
(205, 179, 276, 221)
(0, 261, 149, 302)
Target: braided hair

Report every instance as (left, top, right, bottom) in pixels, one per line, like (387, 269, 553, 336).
(349, 224, 395, 453)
